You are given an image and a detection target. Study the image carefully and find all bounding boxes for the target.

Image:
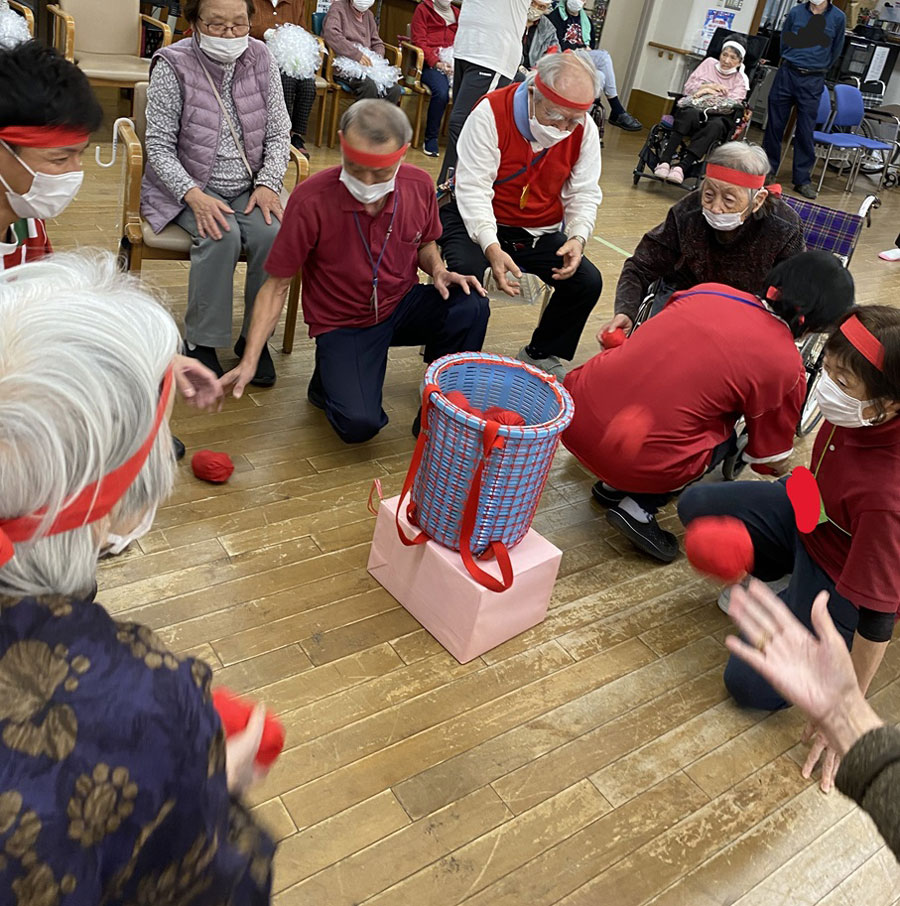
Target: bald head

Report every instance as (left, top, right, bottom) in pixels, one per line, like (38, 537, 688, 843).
(534, 49, 600, 110)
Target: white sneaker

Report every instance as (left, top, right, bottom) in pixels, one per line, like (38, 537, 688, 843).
(517, 346, 566, 381)
(878, 247, 900, 261)
(667, 166, 685, 185)
(654, 162, 671, 179)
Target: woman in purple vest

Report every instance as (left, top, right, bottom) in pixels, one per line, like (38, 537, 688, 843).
(141, 0, 291, 385)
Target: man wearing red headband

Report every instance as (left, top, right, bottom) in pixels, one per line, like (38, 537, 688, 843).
(440, 49, 603, 381)
(680, 305, 900, 794)
(0, 41, 101, 272)
(604, 141, 804, 336)
(222, 100, 488, 443)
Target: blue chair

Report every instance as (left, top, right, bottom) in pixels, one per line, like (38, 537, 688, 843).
(830, 84, 897, 191)
(811, 85, 862, 193)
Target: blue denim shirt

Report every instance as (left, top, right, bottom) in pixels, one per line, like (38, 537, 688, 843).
(780, 1, 847, 72)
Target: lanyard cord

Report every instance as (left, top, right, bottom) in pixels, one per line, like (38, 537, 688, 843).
(812, 424, 852, 537)
(352, 188, 400, 324)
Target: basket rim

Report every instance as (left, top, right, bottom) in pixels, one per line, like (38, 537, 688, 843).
(423, 352, 574, 434)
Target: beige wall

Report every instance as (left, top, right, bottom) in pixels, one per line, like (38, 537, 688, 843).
(596, 0, 652, 103)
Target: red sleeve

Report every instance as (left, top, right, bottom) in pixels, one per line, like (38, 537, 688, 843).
(837, 510, 900, 613)
(411, 9, 440, 68)
(264, 187, 316, 278)
(743, 368, 805, 461)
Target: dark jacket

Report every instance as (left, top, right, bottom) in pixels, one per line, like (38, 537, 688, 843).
(836, 725, 900, 858)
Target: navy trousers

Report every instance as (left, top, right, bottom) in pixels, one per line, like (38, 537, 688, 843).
(312, 284, 489, 444)
(678, 480, 859, 710)
(763, 64, 825, 188)
(421, 65, 451, 143)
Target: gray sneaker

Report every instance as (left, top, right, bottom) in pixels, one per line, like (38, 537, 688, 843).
(517, 345, 566, 381)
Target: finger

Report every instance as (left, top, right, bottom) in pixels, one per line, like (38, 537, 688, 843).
(244, 198, 255, 214)
(809, 590, 840, 645)
(213, 208, 232, 232)
(174, 369, 195, 400)
(215, 200, 236, 214)
(802, 736, 827, 779)
(196, 219, 208, 239)
(272, 206, 283, 222)
(262, 206, 272, 225)
(507, 259, 523, 279)
(728, 586, 779, 647)
(436, 279, 449, 300)
(470, 277, 487, 297)
(821, 749, 839, 792)
(723, 634, 771, 677)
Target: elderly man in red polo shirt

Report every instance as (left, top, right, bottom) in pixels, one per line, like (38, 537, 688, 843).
(439, 49, 603, 381)
(222, 99, 489, 443)
(562, 250, 855, 563)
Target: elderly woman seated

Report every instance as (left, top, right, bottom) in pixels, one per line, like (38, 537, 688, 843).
(141, 0, 290, 384)
(604, 141, 806, 335)
(654, 38, 749, 185)
(0, 252, 273, 903)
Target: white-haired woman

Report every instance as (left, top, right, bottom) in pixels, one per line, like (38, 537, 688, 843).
(605, 141, 806, 335)
(0, 252, 273, 904)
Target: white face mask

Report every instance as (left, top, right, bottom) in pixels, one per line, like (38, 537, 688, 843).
(716, 61, 739, 75)
(340, 168, 396, 204)
(527, 5, 544, 21)
(815, 372, 876, 428)
(434, 0, 452, 7)
(0, 141, 84, 220)
(566, 0, 584, 13)
(353, 0, 375, 10)
(102, 504, 158, 557)
(528, 90, 576, 149)
(198, 31, 249, 64)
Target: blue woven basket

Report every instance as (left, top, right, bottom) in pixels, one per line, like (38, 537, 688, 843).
(411, 352, 574, 557)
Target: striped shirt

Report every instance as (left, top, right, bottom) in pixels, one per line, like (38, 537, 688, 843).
(0, 217, 52, 272)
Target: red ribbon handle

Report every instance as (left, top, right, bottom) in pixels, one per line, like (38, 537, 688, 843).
(395, 382, 440, 547)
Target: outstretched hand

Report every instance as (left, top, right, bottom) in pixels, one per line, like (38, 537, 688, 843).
(173, 354, 224, 412)
(434, 268, 487, 300)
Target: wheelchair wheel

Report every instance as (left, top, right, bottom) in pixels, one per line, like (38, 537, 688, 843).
(796, 334, 827, 437)
(722, 422, 749, 482)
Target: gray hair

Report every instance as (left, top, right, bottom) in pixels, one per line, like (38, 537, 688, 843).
(705, 141, 771, 206)
(0, 252, 180, 598)
(532, 48, 602, 102)
(341, 99, 412, 151)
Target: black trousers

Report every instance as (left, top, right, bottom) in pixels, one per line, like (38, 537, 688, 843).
(342, 76, 402, 104)
(439, 58, 512, 183)
(280, 73, 318, 139)
(660, 108, 732, 164)
(438, 201, 602, 360)
(678, 479, 859, 710)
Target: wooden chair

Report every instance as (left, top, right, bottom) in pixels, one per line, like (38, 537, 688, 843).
(8, 0, 34, 34)
(118, 83, 308, 354)
(399, 41, 427, 149)
(312, 36, 334, 148)
(47, 0, 171, 102)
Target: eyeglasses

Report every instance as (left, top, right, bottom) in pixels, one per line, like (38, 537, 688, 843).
(198, 18, 251, 36)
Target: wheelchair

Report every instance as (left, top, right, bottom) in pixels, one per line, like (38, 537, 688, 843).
(632, 29, 769, 191)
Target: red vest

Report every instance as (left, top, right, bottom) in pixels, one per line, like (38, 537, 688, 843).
(485, 83, 584, 228)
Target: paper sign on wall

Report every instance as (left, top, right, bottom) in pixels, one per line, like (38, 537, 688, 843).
(698, 9, 736, 53)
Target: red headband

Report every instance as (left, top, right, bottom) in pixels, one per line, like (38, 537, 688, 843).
(704, 164, 767, 190)
(339, 132, 409, 168)
(840, 314, 885, 371)
(0, 367, 174, 567)
(0, 125, 91, 149)
(533, 73, 594, 112)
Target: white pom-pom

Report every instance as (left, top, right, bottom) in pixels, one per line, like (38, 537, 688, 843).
(334, 43, 402, 95)
(0, 3, 31, 50)
(438, 46, 454, 68)
(264, 23, 322, 80)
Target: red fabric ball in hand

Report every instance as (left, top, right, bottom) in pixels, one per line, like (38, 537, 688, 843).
(602, 404, 653, 461)
(483, 406, 527, 426)
(786, 466, 822, 534)
(191, 450, 234, 484)
(601, 327, 627, 349)
(212, 687, 285, 768)
(685, 516, 754, 583)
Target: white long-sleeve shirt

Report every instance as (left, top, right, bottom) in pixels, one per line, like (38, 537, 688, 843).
(453, 0, 532, 80)
(454, 98, 603, 253)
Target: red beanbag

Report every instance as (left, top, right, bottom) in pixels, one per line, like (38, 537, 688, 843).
(212, 687, 285, 768)
(192, 450, 234, 484)
(444, 390, 472, 411)
(483, 406, 527, 426)
(685, 516, 754, 583)
(602, 404, 653, 461)
(786, 466, 822, 534)
(600, 327, 627, 349)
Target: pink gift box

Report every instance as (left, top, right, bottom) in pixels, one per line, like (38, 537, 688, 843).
(367, 496, 562, 663)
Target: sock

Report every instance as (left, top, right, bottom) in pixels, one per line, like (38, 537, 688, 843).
(608, 95, 626, 119)
(619, 496, 652, 524)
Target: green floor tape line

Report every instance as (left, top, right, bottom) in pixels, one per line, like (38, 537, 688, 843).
(593, 235, 631, 257)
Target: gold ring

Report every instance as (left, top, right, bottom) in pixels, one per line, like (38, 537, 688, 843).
(756, 632, 772, 653)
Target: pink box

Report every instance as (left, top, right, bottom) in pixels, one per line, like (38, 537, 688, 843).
(367, 496, 562, 663)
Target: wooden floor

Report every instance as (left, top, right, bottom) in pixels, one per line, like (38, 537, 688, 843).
(56, 90, 900, 903)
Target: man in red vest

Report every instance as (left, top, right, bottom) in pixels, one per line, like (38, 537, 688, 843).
(439, 49, 603, 380)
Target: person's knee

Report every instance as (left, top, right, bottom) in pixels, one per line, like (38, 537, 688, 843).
(572, 259, 603, 300)
(196, 224, 241, 263)
(245, 216, 279, 257)
(723, 656, 787, 711)
(330, 411, 383, 444)
(677, 484, 718, 525)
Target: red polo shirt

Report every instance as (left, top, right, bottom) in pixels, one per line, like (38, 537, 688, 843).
(562, 284, 806, 494)
(803, 417, 900, 614)
(265, 164, 441, 337)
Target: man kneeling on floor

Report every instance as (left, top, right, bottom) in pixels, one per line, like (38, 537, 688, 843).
(439, 48, 603, 381)
(561, 251, 855, 562)
(222, 100, 489, 442)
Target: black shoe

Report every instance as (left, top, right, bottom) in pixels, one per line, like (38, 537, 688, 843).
(591, 480, 626, 507)
(172, 435, 186, 461)
(184, 342, 223, 378)
(606, 505, 679, 563)
(793, 183, 817, 199)
(610, 112, 643, 131)
(412, 408, 422, 438)
(234, 336, 276, 387)
(291, 133, 310, 159)
(307, 368, 326, 409)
